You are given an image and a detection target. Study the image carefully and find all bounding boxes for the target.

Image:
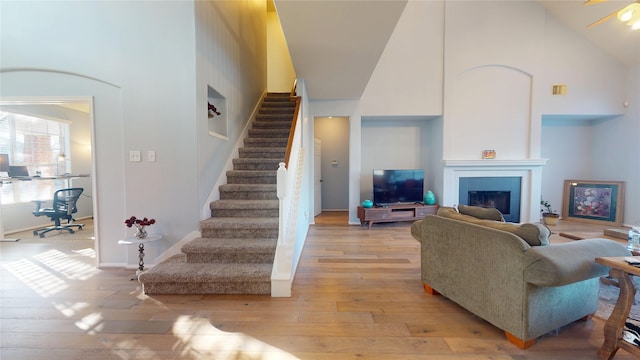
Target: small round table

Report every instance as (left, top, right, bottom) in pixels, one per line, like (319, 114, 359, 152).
(118, 234, 162, 279)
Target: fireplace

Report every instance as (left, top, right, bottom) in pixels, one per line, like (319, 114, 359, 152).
(468, 191, 510, 213)
(459, 176, 521, 222)
(442, 159, 547, 223)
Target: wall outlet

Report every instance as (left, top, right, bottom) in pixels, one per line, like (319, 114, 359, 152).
(148, 150, 156, 162)
(129, 150, 141, 162)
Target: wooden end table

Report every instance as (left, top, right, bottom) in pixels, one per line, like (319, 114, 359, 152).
(595, 256, 640, 359)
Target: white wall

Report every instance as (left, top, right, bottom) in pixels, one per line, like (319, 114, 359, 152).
(1, 1, 266, 268)
(442, 1, 546, 161)
(267, 10, 296, 93)
(195, 0, 268, 211)
(360, 120, 425, 201)
(360, 0, 444, 116)
(540, 118, 595, 215)
(541, 13, 625, 116)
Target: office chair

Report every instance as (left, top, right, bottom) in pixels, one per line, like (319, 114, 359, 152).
(32, 188, 84, 238)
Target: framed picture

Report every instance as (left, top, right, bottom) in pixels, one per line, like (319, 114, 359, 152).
(562, 180, 624, 226)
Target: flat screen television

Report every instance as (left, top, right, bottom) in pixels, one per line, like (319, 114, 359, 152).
(372, 169, 424, 206)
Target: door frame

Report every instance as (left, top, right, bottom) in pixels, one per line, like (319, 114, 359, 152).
(0, 96, 99, 263)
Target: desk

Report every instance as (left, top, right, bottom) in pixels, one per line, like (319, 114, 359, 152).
(595, 256, 640, 359)
(0, 174, 90, 240)
(118, 235, 162, 279)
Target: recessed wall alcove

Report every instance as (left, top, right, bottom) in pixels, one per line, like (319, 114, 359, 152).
(207, 85, 227, 139)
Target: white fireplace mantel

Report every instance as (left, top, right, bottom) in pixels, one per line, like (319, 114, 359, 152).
(442, 159, 548, 223)
(443, 159, 548, 167)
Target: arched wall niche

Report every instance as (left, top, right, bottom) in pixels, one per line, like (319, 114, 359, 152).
(448, 65, 533, 161)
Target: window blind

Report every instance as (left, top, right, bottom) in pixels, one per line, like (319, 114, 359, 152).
(0, 111, 70, 205)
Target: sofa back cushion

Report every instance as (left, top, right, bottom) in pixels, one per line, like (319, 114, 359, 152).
(437, 207, 550, 246)
(458, 204, 505, 221)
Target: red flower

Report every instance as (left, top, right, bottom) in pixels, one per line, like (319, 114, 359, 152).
(125, 216, 156, 227)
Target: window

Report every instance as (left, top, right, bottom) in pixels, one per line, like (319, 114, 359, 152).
(0, 111, 71, 205)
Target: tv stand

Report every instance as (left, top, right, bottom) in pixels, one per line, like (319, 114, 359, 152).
(357, 204, 438, 229)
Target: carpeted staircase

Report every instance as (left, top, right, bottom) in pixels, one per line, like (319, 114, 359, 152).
(139, 93, 295, 295)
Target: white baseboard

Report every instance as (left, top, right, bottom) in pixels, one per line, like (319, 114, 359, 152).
(153, 230, 201, 264)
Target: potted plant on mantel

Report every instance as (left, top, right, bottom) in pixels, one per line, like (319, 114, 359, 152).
(540, 198, 559, 226)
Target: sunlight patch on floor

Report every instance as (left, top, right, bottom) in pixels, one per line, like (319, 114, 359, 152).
(3, 258, 67, 297)
(34, 248, 99, 280)
(171, 315, 300, 359)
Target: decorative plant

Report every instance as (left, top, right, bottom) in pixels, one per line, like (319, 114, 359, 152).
(208, 102, 221, 118)
(125, 216, 156, 239)
(540, 198, 557, 215)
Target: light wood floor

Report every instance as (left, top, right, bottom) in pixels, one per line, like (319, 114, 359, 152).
(0, 213, 636, 359)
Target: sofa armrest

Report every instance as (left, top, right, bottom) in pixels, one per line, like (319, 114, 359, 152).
(411, 219, 424, 243)
(524, 238, 630, 287)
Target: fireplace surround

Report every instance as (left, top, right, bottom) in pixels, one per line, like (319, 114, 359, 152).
(442, 159, 547, 223)
(459, 176, 521, 222)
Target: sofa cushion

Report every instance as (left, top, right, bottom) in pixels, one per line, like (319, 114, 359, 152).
(458, 204, 505, 221)
(437, 206, 550, 246)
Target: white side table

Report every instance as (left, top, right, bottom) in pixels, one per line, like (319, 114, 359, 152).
(118, 234, 162, 279)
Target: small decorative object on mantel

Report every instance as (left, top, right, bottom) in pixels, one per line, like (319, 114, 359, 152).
(208, 102, 221, 118)
(362, 199, 373, 208)
(424, 190, 436, 205)
(540, 198, 559, 226)
(125, 216, 156, 239)
(482, 150, 496, 159)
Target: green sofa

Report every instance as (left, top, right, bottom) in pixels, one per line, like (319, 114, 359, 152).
(410, 206, 629, 349)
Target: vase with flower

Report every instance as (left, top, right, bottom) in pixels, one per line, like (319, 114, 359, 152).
(125, 216, 156, 239)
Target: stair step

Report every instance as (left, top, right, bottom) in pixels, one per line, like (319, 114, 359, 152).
(239, 147, 286, 159)
(139, 255, 271, 295)
(182, 237, 276, 263)
(252, 121, 292, 129)
(248, 128, 290, 138)
(233, 158, 282, 170)
(244, 138, 288, 148)
(219, 184, 277, 200)
(255, 113, 294, 121)
(200, 217, 279, 238)
(210, 199, 279, 217)
(259, 106, 295, 113)
(264, 93, 291, 100)
(226, 170, 276, 184)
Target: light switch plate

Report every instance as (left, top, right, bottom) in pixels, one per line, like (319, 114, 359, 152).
(148, 150, 156, 162)
(129, 150, 141, 162)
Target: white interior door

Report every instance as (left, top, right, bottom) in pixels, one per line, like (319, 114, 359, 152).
(314, 138, 322, 216)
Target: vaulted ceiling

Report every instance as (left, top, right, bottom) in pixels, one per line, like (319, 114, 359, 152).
(274, 0, 639, 101)
(275, 0, 408, 100)
(538, 0, 640, 67)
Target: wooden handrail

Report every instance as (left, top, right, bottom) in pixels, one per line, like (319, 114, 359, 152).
(289, 78, 297, 98)
(283, 95, 300, 169)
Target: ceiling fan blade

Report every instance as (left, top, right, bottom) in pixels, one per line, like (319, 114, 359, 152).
(583, 0, 610, 5)
(587, 10, 618, 28)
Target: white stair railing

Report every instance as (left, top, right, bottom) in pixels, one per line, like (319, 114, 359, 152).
(271, 101, 304, 297)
